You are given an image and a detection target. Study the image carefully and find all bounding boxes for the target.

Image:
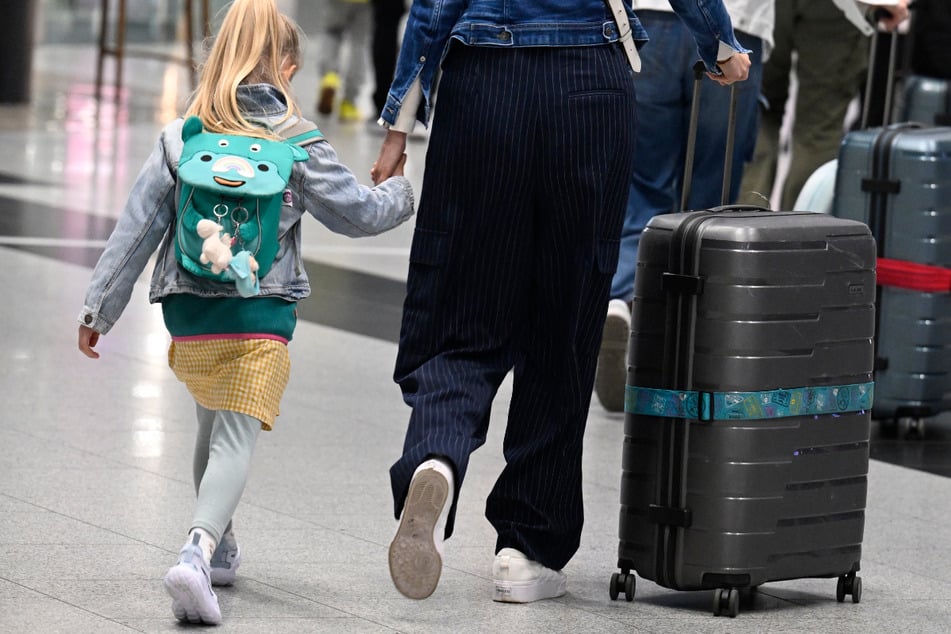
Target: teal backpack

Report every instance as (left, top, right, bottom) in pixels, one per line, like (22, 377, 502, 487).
(174, 115, 323, 296)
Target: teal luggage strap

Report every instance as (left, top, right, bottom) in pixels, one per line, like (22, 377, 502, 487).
(625, 382, 874, 421)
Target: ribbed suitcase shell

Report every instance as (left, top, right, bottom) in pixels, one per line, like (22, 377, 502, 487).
(617, 209, 875, 595)
(833, 125, 951, 419)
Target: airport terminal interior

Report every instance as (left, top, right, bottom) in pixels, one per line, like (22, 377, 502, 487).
(1, 1, 950, 631)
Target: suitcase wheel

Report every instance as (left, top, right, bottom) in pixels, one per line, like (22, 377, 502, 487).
(713, 588, 740, 618)
(836, 573, 862, 604)
(609, 571, 635, 602)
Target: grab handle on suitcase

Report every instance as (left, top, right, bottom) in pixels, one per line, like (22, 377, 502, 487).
(707, 204, 770, 214)
(681, 61, 738, 211)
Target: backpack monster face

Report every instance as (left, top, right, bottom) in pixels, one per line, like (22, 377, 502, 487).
(178, 116, 310, 198)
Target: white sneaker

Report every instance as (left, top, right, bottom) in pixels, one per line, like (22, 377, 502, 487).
(163, 542, 222, 625)
(594, 299, 631, 413)
(209, 531, 241, 586)
(492, 548, 567, 603)
(388, 459, 453, 599)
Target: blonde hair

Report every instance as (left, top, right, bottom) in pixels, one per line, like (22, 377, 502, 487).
(186, 0, 302, 139)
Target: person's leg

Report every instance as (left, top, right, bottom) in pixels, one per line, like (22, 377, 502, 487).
(390, 43, 537, 537)
(317, 0, 348, 114)
(341, 2, 373, 118)
(190, 410, 261, 543)
(164, 409, 260, 624)
(610, 11, 694, 305)
(370, 0, 405, 115)
(485, 44, 636, 576)
(388, 43, 537, 599)
(782, 0, 867, 209)
(596, 12, 692, 414)
(738, 1, 794, 206)
(192, 402, 215, 496)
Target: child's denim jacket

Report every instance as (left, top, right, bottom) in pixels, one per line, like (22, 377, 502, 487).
(80, 84, 415, 335)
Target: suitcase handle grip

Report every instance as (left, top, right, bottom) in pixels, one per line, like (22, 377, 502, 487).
(707, 204, 772, 214)
(681, 61, 737, 211)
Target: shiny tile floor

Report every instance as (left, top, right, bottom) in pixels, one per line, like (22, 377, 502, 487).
(2, 5, 951, 633)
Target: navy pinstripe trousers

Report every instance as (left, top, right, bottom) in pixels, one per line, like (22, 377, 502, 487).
(391, 42, 637, 571)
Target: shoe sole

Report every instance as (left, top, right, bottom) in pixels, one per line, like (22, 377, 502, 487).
(317, 86, 335, 115)
(594, 311, 629, 413)
(210, 546, 240, 586)
(388, 469, 449, 600)
(493, 577, 567, 603)
(164, 564, 222, 625)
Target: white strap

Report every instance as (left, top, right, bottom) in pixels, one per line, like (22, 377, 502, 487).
(605, 0, 641, 71)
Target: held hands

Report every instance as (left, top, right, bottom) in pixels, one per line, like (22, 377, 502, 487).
(371, 129, 409, 185)
(78, 324, 101, 359)
(706, 52, 751, 86)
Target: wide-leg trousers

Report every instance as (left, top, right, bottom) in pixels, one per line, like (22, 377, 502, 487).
(390, 42, 637, 571)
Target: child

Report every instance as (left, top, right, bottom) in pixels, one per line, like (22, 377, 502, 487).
(77, 0, 413, 625)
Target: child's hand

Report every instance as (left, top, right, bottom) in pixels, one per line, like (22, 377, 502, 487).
(78, 324, 101, 359)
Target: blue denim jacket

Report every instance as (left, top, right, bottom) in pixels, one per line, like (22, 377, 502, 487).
(80, 84, 415, 335)
(380, 0, 746, 127)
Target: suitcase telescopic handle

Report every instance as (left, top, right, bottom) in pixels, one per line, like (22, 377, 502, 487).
(860, 10, 899, 129)
(680, 61, 739, 212)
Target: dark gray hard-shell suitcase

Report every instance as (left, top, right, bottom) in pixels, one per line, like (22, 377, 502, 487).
(609, 64, 877, 618)
(610, 209, 876, 616)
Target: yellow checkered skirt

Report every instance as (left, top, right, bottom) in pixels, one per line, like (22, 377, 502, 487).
(168, 337, 290, 430)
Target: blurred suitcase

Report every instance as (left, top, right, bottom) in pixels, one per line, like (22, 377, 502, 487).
(609, 65, 877, 618)
(833, 121, 951, 429)
(902, 74, 951, 126)
(833, 23, 951, 434)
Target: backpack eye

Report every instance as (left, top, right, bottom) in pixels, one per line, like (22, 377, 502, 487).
(218, 139, 229, 148)
(200, 153, 212, 162)
(249, 143, 262, 153)
(258, 164, 270, 172)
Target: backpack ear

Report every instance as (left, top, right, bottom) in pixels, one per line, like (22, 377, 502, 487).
(290, 144, 310, 162)
(182, 116, 204, 141)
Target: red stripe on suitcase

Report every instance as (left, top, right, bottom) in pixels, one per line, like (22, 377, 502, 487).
(877, 257, 951, 292)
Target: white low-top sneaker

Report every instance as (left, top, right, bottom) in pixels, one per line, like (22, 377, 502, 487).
(388, 459, 453, 599)
(595, 298, 631, 413)
(492, 548, 567, 603)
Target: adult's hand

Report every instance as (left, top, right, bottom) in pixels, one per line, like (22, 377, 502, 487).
(706, 52, 751, 86)
(371, 129, 409, 185)
(872, 0, 910, 31)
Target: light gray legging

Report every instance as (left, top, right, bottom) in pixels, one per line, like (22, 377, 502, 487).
(191, 404, 261, 542)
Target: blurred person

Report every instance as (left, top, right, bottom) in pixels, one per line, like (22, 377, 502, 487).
(738, 0, 909, 210)
(317, 0, 373, 121)
(595, 0, 775, 413)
